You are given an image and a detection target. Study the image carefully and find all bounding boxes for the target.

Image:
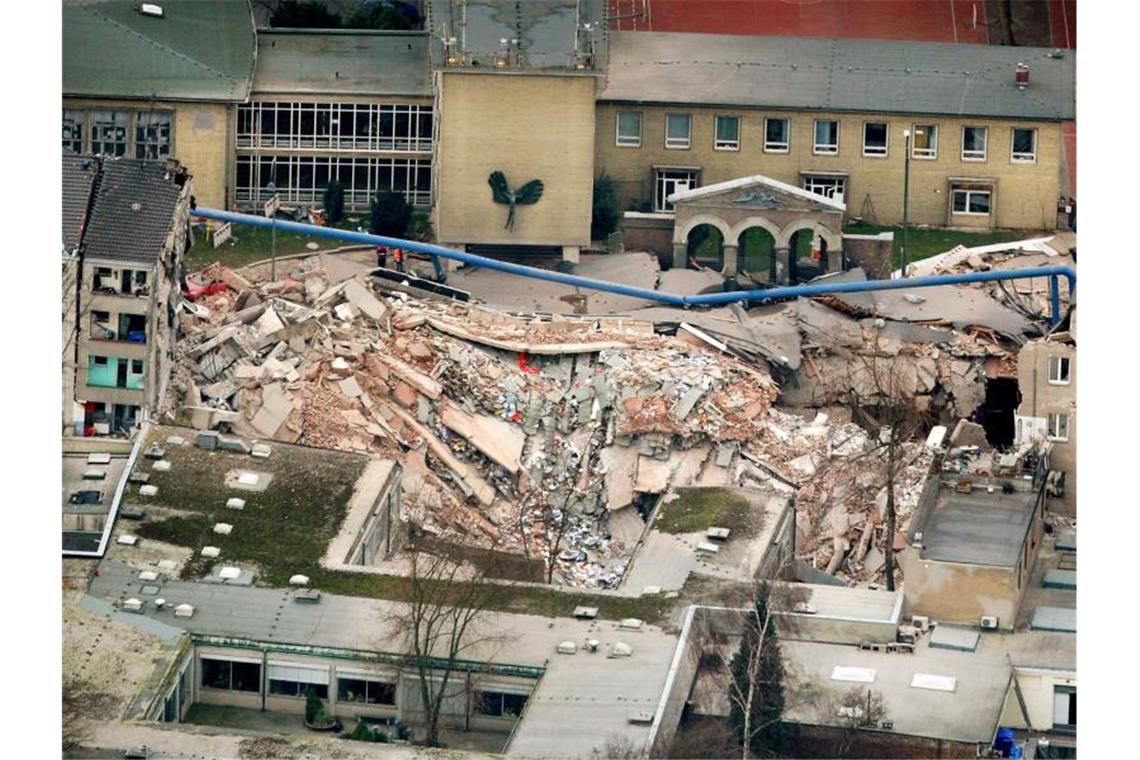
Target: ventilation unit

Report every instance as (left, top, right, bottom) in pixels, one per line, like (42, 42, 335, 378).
(980, 616, 999, 630)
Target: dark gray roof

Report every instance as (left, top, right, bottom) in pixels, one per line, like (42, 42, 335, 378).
(252, 30, 431, 96)
(62, 153, 100, 250)
(82, 159, 187, 264)
(601, 32, 1075, 121)
(918, 488, 1036, 567)
(63, 0, 256, 102)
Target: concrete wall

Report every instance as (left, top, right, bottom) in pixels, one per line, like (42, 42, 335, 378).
(621, 212, 674, 264)
(63, 257, 81, 432)
(774, 614, 897, 647)
(998, 669, 1077, 731)
(434, 72, 597, 248)
(899, 553, 1020, 629)
(63, 99, 231, 208)
(648, 605, 707, 758)
(1017, 341, 1076, 514)
(595, 104, 1062, 230)
(843, 232, 895, 279)
(789, 724, 981, 758)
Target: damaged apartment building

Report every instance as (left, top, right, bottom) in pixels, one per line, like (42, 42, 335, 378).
(62, 152, 192, 435)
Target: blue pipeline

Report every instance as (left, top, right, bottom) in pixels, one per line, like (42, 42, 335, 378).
(193, 208, 1075, 324)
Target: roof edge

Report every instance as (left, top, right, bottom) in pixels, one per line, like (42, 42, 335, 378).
(668, 173, 847, 211)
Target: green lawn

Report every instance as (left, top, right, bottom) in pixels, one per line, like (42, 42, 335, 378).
(132, 426, 672, 623)
(654, 487, 759, 536)
(843, 223, 1040, 269)
(187, 212, 434, 273)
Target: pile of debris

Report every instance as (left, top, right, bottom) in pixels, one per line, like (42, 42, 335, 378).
(167, 263, 781, 588)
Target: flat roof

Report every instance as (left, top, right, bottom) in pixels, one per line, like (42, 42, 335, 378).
(87, 559, 678, 758)
(252, 30, 431, 96)
(782, 628, 1074, 743)
(601, 31, 1075, 121)
(63, 450, 132, 556)
(916, 485, 1037, 567)
(774, 582, 902, 624)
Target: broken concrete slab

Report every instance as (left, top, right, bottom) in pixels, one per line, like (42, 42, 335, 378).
(949, 419, 990, 450)
(338, 376, 364, 398)
(342, 278, 389, 321)
(439, 403, 526, 473)
(251, 383, 294, 438)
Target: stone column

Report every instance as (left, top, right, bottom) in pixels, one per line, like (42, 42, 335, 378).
(561, 245, 581, 265)
(672, 242, 688, 270)
(722, 244, 739, 277)
(826, 246, 843, 274)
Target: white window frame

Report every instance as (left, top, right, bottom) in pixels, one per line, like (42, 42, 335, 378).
(1011, 127, 1037, 164)
(1047, 413, 1070, 442)
(654, 168, 699, 212)
(862, 122, 889, 157)
(911, 124, 938, 159)
(1053, 686, 1076, 730)
(802, 174, 847, 202)
(951, 185, 992, 216)
(615, 111, 642, 147)
(813, 120, 839, 155)
(1048, 356, 1071, 385)
(714, 115, 740, 151)
(764, 117, 789, 153)
(665, 114, 692, 150)
(962, 126, 988, 161)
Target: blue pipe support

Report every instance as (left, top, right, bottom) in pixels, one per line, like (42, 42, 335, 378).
(193, 208, 1075, 325)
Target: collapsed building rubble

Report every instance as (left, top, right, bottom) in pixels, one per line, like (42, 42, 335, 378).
(162, 249, 1063, 589)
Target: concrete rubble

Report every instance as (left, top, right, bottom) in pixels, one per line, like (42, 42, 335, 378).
(161, 250, 1056, 590)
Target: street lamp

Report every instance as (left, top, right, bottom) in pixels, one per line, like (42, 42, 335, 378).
(902, 129, 912, 278)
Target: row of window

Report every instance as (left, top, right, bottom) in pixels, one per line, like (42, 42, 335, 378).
(63, 109, 172, 159)
(200, 658, 527, 717)
(87, 356, 145, 390)
(234, 155, 432, 208)
(93, 266, 149, 297)
(616, 112, 1039, 163)
(236, 101, 433, 153)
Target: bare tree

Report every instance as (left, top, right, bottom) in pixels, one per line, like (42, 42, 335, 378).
(540, 500, 573, 584)
(830, 686, 889, 757)
(386, 546, 510, 747)
(727, 580, 808, 759)
(590, 733, 643, 759)
(845, 338, 929, 592)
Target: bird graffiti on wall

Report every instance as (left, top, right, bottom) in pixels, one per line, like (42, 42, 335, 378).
(488, 171, 544, 231)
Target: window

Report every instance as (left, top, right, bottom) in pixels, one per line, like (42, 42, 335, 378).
(962, 126, 988, 161)
(475, 690, 529, 718)
(654, 168, 699, 212)
(63, 110, 85, 153)
(200, 658, 261, 693)
(764, 118, 789, 152)
(813, 120, 839, 155)
(92, 356, 108, 366)
(90, 111, 129, 156)
(267, 663, 329, 699)
(236, 101, 434, 152)
(337, 676, 396, 705)
(951, 184, 992, 215)
(1048, 356, 1071, 385)
(135, 111, 172, 159)
(665, 114, 691, 149)
(1011, 127, 1037, 163)
(912, 124, 938, 159)
(1047, 413, 1070, 441)
(616, 112, 642, 147)
(802, 174, 846, 202)
(1053, 686, 1076, 731)
(863, 122, 888, 157)
(234, 154, 432, 209)
(130, 359, 144, 375)
(714, 116, 740, 150)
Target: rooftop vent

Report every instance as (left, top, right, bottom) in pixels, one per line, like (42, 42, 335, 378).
(139, 3, 163, 18)
(1015, 62, 1030, 90)
(174, 603, 195, 618)
(609, 642, 634, 658)
(557, 641, 578, 655)
(122, 598, 143, 612)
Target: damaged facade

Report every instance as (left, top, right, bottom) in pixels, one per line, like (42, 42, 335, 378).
(63, 153, 192, 435)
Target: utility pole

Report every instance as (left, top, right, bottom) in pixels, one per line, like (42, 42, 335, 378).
(902, 129, 911, 278)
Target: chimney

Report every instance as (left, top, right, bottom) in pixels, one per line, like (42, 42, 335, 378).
(1015, 62, 1030, 90)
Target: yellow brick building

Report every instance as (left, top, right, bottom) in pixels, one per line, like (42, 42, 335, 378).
(597, 32, 1074, 233)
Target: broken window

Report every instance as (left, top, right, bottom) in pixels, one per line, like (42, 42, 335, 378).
(63, 109, 85, 153)
(1011, 127, 1037, 163)
(863, 122, 888, 157)
(1048, 356, 1071, 385)
(655, 168, 698, 212)
(665, 114, 692, 149)
(814, 119, 839, 155)
(715, 115, 740, 151)
(1047, 413, 1069, 441)
(951, 184, 991, 215)
(962, 126, 988, 161)
(802, 174, 846, 202)
(764, 117, 789, 153)
(135, 111, 172, 159)
(90, 311, 113, 340)
(911, 124, 938, 159)
(90, 111, 129, 157)
(616, 111, 642, 147)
